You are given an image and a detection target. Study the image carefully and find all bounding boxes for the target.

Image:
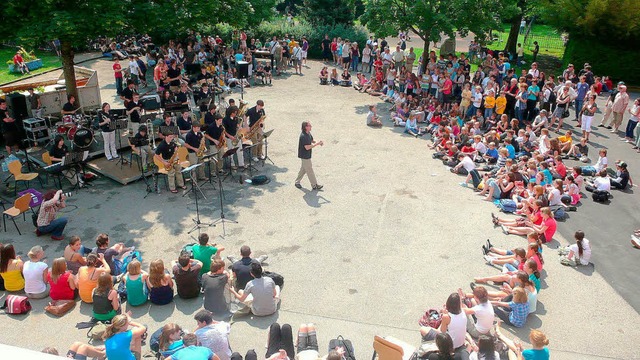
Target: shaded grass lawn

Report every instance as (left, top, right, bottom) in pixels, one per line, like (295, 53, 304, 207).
(0, 47, 61, 85)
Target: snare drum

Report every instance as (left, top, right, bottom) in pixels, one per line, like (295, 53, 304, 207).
(56, 122, 70, 135)
(62, 115, 74, 126)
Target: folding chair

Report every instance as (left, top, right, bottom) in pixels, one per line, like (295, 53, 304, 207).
(372, 335, 416, 360)
(3, 193, 33, 235)
(7, 160, 39, 195)
(42, 152, 64, 189)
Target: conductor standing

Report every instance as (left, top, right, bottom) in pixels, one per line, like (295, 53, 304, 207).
(295, 121, 323, 190)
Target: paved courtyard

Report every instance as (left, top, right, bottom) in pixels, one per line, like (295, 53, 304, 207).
(0, 56, 639, 359)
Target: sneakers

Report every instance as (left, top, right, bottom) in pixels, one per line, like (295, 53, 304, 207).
(631, 235, 640, 249)
(482, 245, 489, 256)
(35, 229, 42, 237)
(252, 157, 259, 162)
(501, 225, 509, 235)
(294, 183, 302, 189)
(51, 235, 64, 241)
(483, 255, 494, 264)
(312, 184, 323, 190)
(459, 182, 468, 188)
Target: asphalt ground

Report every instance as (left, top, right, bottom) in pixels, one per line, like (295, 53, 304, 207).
(0, 57, 638, 359)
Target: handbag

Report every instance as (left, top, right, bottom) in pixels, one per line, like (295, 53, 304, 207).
(562, 108, 570, 118)
(1, 295, 32, 315)
(44, 299, 76, 317)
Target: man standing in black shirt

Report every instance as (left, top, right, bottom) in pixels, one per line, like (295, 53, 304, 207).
(223, 106, 245, 169)
(166, 59, 182, 93)
(204, 114, 225, 174)
(294, 121, 323, 190)
(154, 133, 185, 193)
(244, 100, 266, 161)
(126, 93, 142, 135)
(321, 34, 332, 63)
(177, 110, 193, 139)
(184, 121, 207, 181)
(120, 80, 137, 105)
(0, 99, 19, 155)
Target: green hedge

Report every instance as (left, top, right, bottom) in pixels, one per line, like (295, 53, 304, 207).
(563, 36, 638, 85)
(213, 19, 369, 59)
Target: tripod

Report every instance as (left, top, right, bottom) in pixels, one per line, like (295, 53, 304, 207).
(183, 163, 214, 238)
(130, 137, 154, 198)
(114, 119, 130, 169)
(211, 160, 238, 238)
(261, 129, 275, 166)
(182, 162, 206, 200)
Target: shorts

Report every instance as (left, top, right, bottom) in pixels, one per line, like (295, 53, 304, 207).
(301, 50, 307, 59)
(3, 131, 18, 147)
(552, 106, 566, 118)
(442, 93, 451, 104)
(66, 350, 87, 360)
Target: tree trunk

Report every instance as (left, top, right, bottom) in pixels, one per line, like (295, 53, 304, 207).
(504, 15, 522, 56)
(60, 40, 78, 106)
(421, 32, 431, 75)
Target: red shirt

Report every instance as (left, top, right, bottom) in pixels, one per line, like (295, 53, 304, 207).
(13, 54, 23, 64)
(330, 42, 337, 51)
(442, 78, 453, 95)
(48, 271, 75, 300)
(113, 63, 123, 78)
(375, 70, 383, 82)
(593, 82, 602, 95)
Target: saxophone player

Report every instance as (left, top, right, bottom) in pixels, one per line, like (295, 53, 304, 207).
(154, 133, 186, 193)
(204, 114, 225, 175)
(184, 120, 207, 181)
(245, 100, 266, 161)
(223, 106, 246, 170)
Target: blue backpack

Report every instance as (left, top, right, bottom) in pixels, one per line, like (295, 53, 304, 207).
(497, 199, 517, 213)
(120, 250, 143, 274)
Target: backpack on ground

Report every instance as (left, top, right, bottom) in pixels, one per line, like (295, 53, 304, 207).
(553, 207, 566, 220)
(418, 309, 442, 329)
(328, 335, 355, 360)
(120, 250, 143, 274)
(87, 321, 107, 342)
(181, 243, 196, 258)
(592, 190, 609, 202)
(263, 271, 284, 288)
(1, 295, 32, 315)
(497, 199, 517, 213)
(149, 326, 164, 354)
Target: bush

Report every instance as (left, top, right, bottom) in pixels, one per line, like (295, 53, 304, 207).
(214, 18, 368, 59)
(563, 36, 639, 85)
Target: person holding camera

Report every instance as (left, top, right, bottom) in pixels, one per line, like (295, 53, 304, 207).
(36, 190, 68, 241)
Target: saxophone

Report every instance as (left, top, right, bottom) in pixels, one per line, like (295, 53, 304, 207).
(196, 132, 207, 157)
(217, 128, 227, 149)
(247, 114, 266, 139)
(164, 146, 180, 171)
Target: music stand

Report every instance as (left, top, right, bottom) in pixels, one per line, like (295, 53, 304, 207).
(211, 159, 238, 238)
(221, 147, 240, 182)
(182, 163, 214, 238)
(261, 129, 275, 165)
(130, 136, 154, 198)
(201, 152, 218, 190)
(182, 162, 206, 199)
(113, 119, 130, 169)
(243, 142, 260, 176)
(62, 150, 89, 192)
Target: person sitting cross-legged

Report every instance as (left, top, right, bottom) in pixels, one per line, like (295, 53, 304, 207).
(229, 263, 280, 317)
(227, 245, 268, 290)
(172, 252, 203, 299)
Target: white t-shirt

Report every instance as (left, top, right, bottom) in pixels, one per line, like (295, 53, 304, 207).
(594, 156, 608, 172)
(470, 351, 501, 360)
(474, 141, 487, 155)
(129, 60, 140, 76)
(244, 276, 277, 316)
(447, 311, 468, 349)
(471, 302, 495, 334)
(593, 176, 611, 191)
(472, 92, 483, 107)
(23, 261, 48, 294)
(569, 238, 591, 265)
(460, 156, 476, 172)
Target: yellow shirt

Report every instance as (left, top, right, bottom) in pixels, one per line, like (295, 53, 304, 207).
(1, 269, 25, 292)
(495, 97, 507, 114)
(484, 96, 496, 109)
(558, 135, 572, 144)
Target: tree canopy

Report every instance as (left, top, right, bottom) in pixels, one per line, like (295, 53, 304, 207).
(361, 0, 500, 69)
(301, 0, 355, 26)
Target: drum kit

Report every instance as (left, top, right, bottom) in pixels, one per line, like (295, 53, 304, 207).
(52, 114, 96, 150)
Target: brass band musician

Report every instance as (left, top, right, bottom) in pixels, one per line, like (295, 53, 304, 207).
(154, 133, 185, 193)
(223, 106, 246, 170)
(244, 100, 266, 161)
(204, 111, 225, 174)
(184, 120, 207, 181)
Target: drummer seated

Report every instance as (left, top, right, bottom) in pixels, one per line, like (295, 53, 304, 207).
(61, 95, 79, 115)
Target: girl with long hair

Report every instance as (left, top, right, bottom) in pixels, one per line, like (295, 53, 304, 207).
(158, 323, 184, 357)
(104, 314, 147, 360)
(48, 257, 76, 300)
(0, 244, 24, 292)
(77, 253, 111, 303)
(146, 259, 174, 305)
(92, 272, 120, 321)
(559, 230, 592, 266)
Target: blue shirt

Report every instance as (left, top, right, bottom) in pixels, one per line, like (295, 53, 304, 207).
(541, 169, 553, 185)
(486, 148, 498, 159)
(505, 144, 515, 159)
(171, 346, 214, 360)
(508, 301, 530, 327)
(522, 348, 549, 360)
(105, 331, 135, 360)
(529, 273, 541, 292)
(576, 82, 589, 100)
(234, 53, 244, 63)
(527, 85, 540, 100)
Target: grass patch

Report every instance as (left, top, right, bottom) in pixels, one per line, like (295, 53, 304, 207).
(0, 47, 61, 85)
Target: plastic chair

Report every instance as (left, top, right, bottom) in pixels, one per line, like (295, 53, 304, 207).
(42, 152, 63, 189)
(152, 155, 171, 192)
(8, 160, 39, 195)
(371, 336, 415, 360)
(128, 139, 143, 171)
(3, 193, 33, 235)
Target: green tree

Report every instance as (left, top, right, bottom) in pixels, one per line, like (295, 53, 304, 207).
(301, 0, 355, 26)
(501, 0, 528, 55)
(361, 0, 500, 72)
(2, 1, 126, 101)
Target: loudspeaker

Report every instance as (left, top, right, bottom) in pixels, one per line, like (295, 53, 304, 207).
(6, 93, 29, 121)
(238, 61, 249, 79)
(141, 94, 161, 111)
